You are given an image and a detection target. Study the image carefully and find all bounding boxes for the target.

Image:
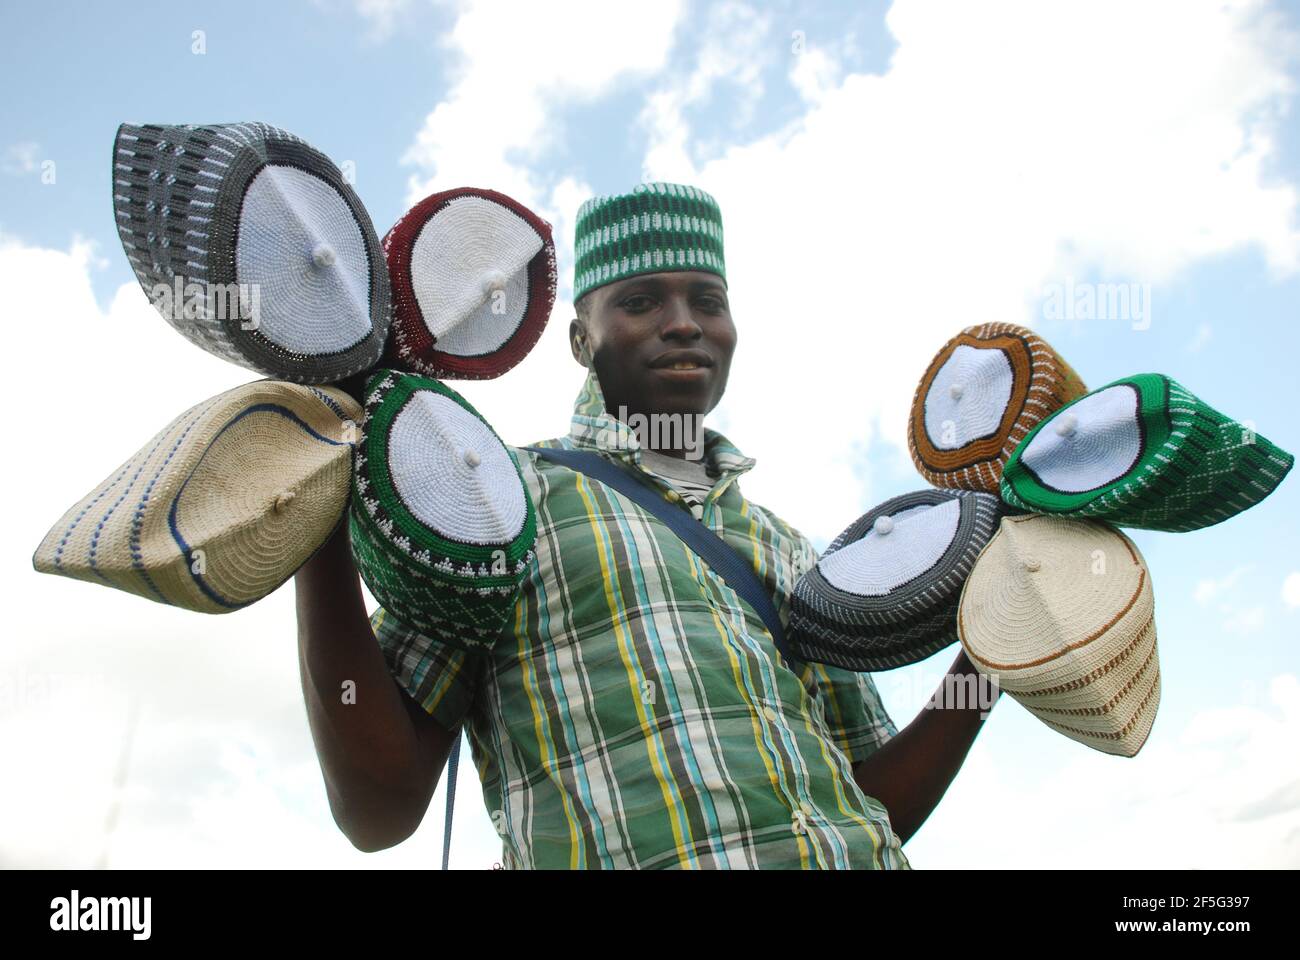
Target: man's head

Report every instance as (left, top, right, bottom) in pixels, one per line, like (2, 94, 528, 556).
(569, 183, 734, 422)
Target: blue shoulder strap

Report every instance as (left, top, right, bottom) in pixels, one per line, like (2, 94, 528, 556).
(441, 730, 461, 870)
(526, 446, 794, 666)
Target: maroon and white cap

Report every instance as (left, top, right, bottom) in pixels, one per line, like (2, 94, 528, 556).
(382, 187, 556, 380)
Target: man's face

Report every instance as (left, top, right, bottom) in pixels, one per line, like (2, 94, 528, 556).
(570, 271, 737, 421)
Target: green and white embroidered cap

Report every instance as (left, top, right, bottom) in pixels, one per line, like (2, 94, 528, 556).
(573, 182, 725, 302)
(349, 369, 536, 650)
(33, 381, 362, 612)
(958, 515, 1160, 758)
(789, 489, 1005, 672)
(1001, 374, 1294, 532)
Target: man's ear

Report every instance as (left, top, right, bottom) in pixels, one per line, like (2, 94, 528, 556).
(569, 318, 590, 368)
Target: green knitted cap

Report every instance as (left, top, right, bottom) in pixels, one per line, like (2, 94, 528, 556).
(1000, 373, 1293, 532)
(573, 182, 725, 302)
(349, 369, 537, 649)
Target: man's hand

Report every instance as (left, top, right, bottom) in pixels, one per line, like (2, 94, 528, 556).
(851, 647, 998, 843)
(295, 522, 458, 851)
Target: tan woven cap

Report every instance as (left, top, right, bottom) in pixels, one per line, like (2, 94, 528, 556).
(908, 322, 1087, 492)
(33, 381, 361, 613)
(957, 514, 1160, 757)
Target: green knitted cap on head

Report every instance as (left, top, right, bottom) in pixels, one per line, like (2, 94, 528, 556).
(573, 182, 725, 302)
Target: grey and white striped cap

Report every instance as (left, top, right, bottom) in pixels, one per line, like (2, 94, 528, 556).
(789, 488, 1007, 672)
(113, 122, 390, 383)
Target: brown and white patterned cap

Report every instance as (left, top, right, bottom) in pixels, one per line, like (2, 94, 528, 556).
(907, 323, 1087, 492)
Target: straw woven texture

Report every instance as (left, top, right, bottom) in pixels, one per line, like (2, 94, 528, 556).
(113, 122, 390, 383)
(958, 515, 1160, 757)
(33, 381, 361, 612)
(907, 323, 1087, 492)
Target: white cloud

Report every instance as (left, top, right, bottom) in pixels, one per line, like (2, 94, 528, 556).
(351, 0, 411, 39)
(907, 674, 1300, 868)
(1193, 566, 1269, 635)
(402, 0, 685, 213)
(2, 141, 40, 176)
(789, 45, 842, 105)
(1195, 566, 1253, 605)
(1187, 321, 1213, 352)
(636, 0, 1300, 539)
(1283, 571, 1300, 608)
(1222, 605, 1268, 635)
(638, 2, 776, 181)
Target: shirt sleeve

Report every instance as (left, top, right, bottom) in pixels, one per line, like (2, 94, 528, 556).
(783, 527, 898, 764)
(803, 661, 898, 764)
(370, 605, 483, 731)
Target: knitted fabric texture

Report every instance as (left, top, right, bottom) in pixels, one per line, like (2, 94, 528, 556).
(1000, 373, 1294, 532)
(349, 369, 537, 649)
(113, 122, 390, 383)
(958, 515, 1160, 757)
(32, 381, 362, 612)
(788, 489, 1005, 672)
(908, 323, 1088, 492)
(383, 187, 557, 380)
(573, 182, 725, 302)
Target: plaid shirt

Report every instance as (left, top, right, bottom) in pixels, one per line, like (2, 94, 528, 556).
(371, 369, 909, 869)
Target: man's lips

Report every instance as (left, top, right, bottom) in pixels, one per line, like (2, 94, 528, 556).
(649, 349, 714, 372)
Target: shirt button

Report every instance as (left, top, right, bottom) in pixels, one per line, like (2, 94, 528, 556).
(791, 811, 808, 836)
(665, 490, 681, 502)
(762, 706, 778, 723)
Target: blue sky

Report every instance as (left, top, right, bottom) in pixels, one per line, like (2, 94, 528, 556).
(2, 0, 1299, 869)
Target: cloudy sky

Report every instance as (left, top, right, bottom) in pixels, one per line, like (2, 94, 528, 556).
(2, 0, 1299, 869)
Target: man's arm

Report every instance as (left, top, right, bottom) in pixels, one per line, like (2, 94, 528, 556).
(851, 648, 997, 843)
(295, 522, 458, 851)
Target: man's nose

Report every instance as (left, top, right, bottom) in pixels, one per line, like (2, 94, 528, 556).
(660, 296, 703, 340)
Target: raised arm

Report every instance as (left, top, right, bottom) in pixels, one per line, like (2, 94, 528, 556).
(295, 522, 459, 851)
(851, 648, 998, 843)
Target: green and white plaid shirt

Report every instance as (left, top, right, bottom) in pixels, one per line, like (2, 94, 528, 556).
(371, 369, 909, 869)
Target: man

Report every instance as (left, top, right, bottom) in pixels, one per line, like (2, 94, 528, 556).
(296, 182, 994, 869)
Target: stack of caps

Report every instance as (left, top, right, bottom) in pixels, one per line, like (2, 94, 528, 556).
(32, 381, 361, 612)
(1001, 373, 1294, 532)
(908, 323, 1088, 492)
(383, 187, 557, 380)
(349, 370, 537, 649)
(789, 490, 1005, 671)
(958, 515, 1160, 757)
(113, 122, 390, 383)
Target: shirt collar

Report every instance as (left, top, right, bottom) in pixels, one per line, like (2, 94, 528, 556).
(567, 367, 756, 483)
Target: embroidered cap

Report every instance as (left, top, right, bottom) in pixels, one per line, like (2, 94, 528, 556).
(958, 515, 1160, 757)
(349, 370, 536, 649)
(1000, 374, 1294, 531)
(788, 489, 1005, 672)
(908, 323, 1088, 492)
(382, 187, 556, 380)
(113, 122, 390, 383)
(573, 182, 725, 302)
(33, 381, 361, 612)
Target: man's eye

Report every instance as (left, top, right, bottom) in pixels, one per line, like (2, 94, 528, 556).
(696, 297, 726, 313)
(621, 296, 656, 312)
